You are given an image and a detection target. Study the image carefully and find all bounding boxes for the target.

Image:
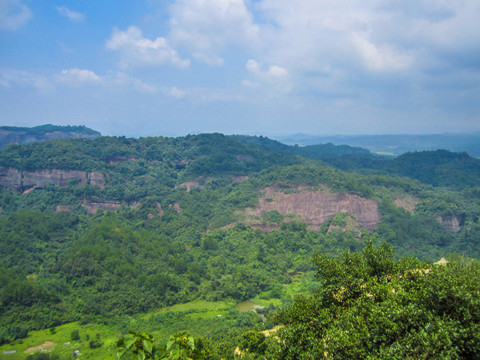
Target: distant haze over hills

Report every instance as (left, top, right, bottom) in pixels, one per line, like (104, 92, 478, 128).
(0, 124, 101, 149)
(277, 133, 480, 158)
(2, 124, 480, 159)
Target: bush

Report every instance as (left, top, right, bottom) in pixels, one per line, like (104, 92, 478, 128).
(89, 339, 103, 349)
(70, 329, 80, 341)
(0, 325, 28, 345)
(276, 242, 480, 359)
(26, 354, 59, 360)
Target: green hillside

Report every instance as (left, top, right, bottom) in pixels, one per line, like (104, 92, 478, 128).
(0, 134, 479, 359)
(0, 125, 101, 149)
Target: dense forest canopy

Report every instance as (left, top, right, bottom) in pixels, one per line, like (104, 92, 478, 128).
(270, 242, 480, 359)
(0, 133, 479, 359)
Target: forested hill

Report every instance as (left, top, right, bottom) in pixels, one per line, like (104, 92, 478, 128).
(0, 133, 479, 259)
(0, 124, 101, 148)
(386, 150, 480, 189)
(1, 133, 480, 358)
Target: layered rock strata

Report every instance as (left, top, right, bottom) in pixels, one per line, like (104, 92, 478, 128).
(247, 186, 381, 231)
(0, 167, 105, 191)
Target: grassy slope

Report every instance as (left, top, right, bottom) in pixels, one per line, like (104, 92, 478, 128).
(0, 302, 231, 359)
(0, 277, 308, 359)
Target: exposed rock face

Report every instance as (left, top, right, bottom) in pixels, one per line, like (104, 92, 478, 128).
(246, 186, 381, 231)
(23, 169, 88, 188)
(156, 202, 164, 217)
(327, 214, 362, 234)
(170, 203, 181, 213)
(0, 167, 22, 189)
(236, 154, 254, 162)
(176, 181, 201, 192)
(88, 172, 105, 188)
(147, 203, 165, 219)
(102, 155, 138, 164)
(394, 196, 419, 212)
(437, 215, 462, 233)
(82, 199, 123, 214)
(0, 167, 105, 190)
(56, 205, 72, 212)
(229, 175, 249, 183)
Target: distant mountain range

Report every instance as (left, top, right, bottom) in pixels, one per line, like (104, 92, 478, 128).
(277, 133, 480, 158)
(3, 125, 479, 158)
(0, 124, 101, 148)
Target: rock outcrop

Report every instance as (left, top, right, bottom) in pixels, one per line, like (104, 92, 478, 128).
(394, 196, 419, 212)
(0, 167, 22, 189)
(436, 215, 462, 233)
(246, 186, 381, 231)
(0, 167, 105, 191)
(82, 199, 123, 214)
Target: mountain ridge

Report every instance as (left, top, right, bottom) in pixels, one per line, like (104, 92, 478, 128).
(0, 124, 101, 149)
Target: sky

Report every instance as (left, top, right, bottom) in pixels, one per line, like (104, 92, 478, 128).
(1, 0, 480, 137)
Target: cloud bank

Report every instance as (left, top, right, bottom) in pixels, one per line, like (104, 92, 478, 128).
(106, 26, 190, 69)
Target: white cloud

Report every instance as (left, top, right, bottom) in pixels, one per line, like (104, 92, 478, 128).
(110, 72, 157, 93)
(0, 0, 32, 30)
(161, 85, 241, 102)
(252, 1, 479, 72)
(56, 6, 85, 22)
(245, 59, 288, 79)
(168, 86, 186, 98)
(243, 59, 290, 95)
(192, 52, 224, 66)
(351, 33, 413, 72)
(169, 0, 259, 65)
(0, 67, 156, 95)
(267, 65, 288, 77)
(406, 2, 480, 53)
(56, 68, 157, 93)
(58, 69, 100, 85)
(241, 79, 259, 88)
(106, 26, 190, 69)
(245, 59, 260, 73)
(0, 68, 54, 92)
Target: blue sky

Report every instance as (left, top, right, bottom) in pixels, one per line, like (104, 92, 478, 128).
(1, 0, 480, 137)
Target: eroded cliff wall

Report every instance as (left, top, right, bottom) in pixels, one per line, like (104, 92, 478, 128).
(246, 186, 381, 231)
(0, 167, 105, 191)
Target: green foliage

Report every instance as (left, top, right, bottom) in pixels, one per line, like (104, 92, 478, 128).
(70, 329, 80, 341)
(117, 331, 156, 360)
(275, 242, 480, 359)
(25, 353, 60, 360)
(160, 331, 197, 360)
(0, 325, 28, 345)
(1, 133, 480, 358)
(117, 331, 202, 360)
(239, 330, 266, 354)
(262, 210, 284, 224)
(387, 150, 480, 190)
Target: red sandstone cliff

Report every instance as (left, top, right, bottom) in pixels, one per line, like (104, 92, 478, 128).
(246, 186, 381, 231)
